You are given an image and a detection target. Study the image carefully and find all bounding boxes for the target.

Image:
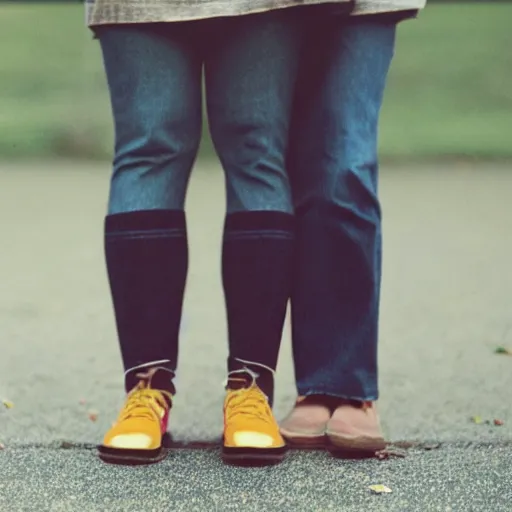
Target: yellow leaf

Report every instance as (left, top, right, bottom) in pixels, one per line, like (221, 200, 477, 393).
(2, 400, 13, 409)
(369, 484, 392, 494)
(471, 416, 483, 424)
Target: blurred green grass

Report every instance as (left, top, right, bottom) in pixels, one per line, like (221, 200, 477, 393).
(0, 3, 511, 161)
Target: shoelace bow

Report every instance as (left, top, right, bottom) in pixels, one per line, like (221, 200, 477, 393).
(226, 386, 272, 424)
(119, 383, 171, 422)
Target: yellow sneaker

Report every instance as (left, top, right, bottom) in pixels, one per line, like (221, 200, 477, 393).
(222, 376, 286, 464)
(98, 372, 172, 465)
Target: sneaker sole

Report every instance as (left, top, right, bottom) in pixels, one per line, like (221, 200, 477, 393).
(327, 432, 386, 456)
(98, 433, 172, 465)
(222, 445, 287, 465)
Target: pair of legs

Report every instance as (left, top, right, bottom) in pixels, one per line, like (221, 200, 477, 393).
(281, 16, 397, 453)
(95, 11, 301, 464)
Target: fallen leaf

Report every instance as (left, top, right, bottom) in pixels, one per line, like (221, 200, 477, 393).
(0, 442, 5, 450)
(471, 416, 483, 424)
(60, 441, 74, 449)
(369, 484, 392, 494)
(88, 410, 99, 422)
(494, 419, 505, 426)
(2, 399, 13, 409)
(494, 346, 512, 356)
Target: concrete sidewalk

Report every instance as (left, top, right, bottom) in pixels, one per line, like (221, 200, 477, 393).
(1, 161, 511, 511)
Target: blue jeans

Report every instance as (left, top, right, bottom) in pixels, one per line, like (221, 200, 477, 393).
(95, 12, 300, 215)
(288, 18, 397, 401)
(95, 13, 302, 399)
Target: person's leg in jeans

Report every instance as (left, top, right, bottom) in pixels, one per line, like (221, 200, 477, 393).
(96, 23, 202, 464)
(205, 11, 299, 463)
(280, 17, 396, 452)
(95, 11, 300, 465)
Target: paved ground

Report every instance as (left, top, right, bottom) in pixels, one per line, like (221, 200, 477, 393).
(1, 160, 511, 511)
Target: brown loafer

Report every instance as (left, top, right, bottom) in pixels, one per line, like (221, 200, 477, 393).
(280, 396, 332, 448)
(326, 401, 386, 454)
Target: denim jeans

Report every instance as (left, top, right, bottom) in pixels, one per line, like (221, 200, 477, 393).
(95, 13, 301, 397)
(95, 11, 300, 215)
(288, 17, 397, 401)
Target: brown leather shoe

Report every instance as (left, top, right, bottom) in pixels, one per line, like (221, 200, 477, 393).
(279, 396, 332, 447)
(326, 401, 386, 454)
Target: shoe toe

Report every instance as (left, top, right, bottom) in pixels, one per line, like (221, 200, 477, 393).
(281, 405, 331, 437)
(326, 404, 386, 451)
(108, 433, 154, 449)
(233, 431, 280, 448)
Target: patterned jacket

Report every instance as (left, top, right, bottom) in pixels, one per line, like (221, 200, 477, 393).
(353, 0, 426, 15)
(86, 0, 427, 26)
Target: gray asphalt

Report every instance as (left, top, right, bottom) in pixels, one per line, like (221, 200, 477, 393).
(1, 444, 512, 512)
(1, 160, 511, 511)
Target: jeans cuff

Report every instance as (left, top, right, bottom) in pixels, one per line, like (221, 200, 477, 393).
(298, 388, 378, 402)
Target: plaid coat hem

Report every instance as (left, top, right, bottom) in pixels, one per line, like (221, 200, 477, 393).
(352, 0, 426, 15)
(85, 0, 426, 26)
